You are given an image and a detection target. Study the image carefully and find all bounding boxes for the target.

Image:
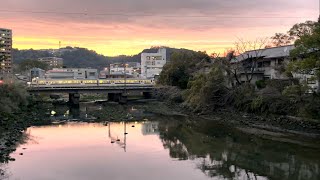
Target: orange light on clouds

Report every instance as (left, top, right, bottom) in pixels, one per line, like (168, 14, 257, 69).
(1, 4, 318, 56)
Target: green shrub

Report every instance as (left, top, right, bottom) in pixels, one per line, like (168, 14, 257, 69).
(255, 80, 266, 89)
(282, 84, 310, 99)
(298, 95, 320, 120)
(231, 84, 256, 112)
(158, 51, 211, 89)
(0, 83, 28, 114)
(266, 79, 298, 92)
(183, 65, 230, 112)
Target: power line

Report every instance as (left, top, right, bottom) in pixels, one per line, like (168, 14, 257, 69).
(0, 9, 314, 19)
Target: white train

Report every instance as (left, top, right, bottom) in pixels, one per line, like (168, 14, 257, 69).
(29, 78, 155, 87)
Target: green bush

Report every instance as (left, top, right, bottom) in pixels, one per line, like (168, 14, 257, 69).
(282, 84, 310, 100)
(158, 51, 211, 89)
(255, 80, 266, 89)
(231, 84, 256, 112)
(267, 79, 298, 92)
(183, 65, 230, 112)
(298, 95, 320, 120)
(0, 83, 28, 114)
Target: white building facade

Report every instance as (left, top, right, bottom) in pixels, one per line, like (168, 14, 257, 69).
(141, 48, 166, 79)
(109, 62, 141, 78)
(45, 68, 98, 79)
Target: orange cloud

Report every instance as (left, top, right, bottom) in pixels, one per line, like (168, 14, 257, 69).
(1, 0, 318, 56)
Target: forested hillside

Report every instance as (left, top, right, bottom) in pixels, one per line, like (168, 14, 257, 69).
(12, 46, 195, 70)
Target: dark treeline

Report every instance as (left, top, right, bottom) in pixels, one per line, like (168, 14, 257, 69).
(13, 46, 194, 70)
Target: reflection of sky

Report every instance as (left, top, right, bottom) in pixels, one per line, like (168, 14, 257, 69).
(7, 122, 211, 180)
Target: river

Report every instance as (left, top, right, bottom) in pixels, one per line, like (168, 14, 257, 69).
(1, 103, 320, 180)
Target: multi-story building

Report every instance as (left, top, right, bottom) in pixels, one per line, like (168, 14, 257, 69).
(30, 68, 46, 80)
(38, 57, 64, 69)
(141, 48, 166, 79)
(109, 62, 141, 78)
(0, 28, 12, 77)
(109, 63, 132, 75)
(141, 122, 159, 135)
(232, 45, 294, 83)
(45, 68, 98, 79)
(232, 45, 319, 92)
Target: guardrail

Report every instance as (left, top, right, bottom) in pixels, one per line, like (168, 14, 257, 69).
(27, 85, 155, 92)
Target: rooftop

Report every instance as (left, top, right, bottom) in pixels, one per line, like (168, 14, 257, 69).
(233, 45, 295, 63)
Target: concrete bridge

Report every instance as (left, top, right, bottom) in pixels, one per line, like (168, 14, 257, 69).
(27, 85, 155, 105)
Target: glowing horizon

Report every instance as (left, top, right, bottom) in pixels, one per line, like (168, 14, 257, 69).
(1, 0, 318, 56)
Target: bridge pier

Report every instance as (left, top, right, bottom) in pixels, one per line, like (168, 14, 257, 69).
(108, 93, 121, 102)
(119, 94, 128, 104)
(108, 93, 128, 104)
(143, 92, 152, 99)
(69, 93, 80, 106)
(107, 93, 115, 102)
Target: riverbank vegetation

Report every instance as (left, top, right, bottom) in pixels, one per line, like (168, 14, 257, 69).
(0, 82, 50, 164)
(157, 20, 320, 121)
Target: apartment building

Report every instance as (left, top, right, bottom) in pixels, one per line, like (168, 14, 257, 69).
(233, 45, 294, 82)
(0, 28, 12, 77)
(38, 57, 64, 68)
(141, 48, 167, 79)
(233, 45, 319, 91)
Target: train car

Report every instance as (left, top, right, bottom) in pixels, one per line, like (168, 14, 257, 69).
(29, 78, 154, 87)
(30, 79, 98, 87)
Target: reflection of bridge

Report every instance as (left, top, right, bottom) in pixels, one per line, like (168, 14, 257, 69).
(27, 85, 155, 105)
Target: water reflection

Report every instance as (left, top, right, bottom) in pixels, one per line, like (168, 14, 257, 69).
(7, 122, 213, 180)
(108, 122, 127, 152)
(158, 120, 320, 180)
(2, 106, 320, 180)
(48, 103, 100, 121)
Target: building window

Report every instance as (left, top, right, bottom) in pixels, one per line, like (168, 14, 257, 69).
(89, 72, 96, 76)
(307, 78, 316, 84)
(263, 61, 271, 67)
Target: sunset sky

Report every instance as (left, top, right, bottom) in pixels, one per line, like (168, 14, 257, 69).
(0, 0, 318, 56)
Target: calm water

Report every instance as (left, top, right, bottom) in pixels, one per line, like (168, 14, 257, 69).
(2, 103, 320, 180)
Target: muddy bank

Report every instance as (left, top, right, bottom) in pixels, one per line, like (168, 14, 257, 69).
(92, 100, 320, 139)
(91, 100, 186, 122)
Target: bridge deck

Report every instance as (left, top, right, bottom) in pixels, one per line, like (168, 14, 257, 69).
(27, 85, 155, 94)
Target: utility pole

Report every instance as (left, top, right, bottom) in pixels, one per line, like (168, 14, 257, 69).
(124, 60, 127, 95)
(119, 59, 128, 104)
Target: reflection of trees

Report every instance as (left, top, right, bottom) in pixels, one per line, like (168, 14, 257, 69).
(158, 120, 320, 180)
(0, 165, 10, 180)
(0, 131, 32, 180)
